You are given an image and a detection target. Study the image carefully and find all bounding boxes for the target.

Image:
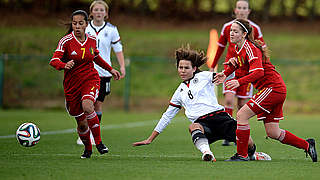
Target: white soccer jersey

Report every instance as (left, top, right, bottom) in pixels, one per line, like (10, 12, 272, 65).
(154, 71, 224, 133)
(86, 21, 123, 77)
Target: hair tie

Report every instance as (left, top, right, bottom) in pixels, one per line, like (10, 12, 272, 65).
(235, 20, 248, 33)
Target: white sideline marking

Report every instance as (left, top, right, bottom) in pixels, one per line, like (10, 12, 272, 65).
(0, 118, 184, 139)
(10, 153, 198, 158)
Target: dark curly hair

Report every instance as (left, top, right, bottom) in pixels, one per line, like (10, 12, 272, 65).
(175, 44, 207, 73)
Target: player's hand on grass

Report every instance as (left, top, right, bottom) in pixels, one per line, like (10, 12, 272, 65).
(111, 69, 121, 80)
(212, 72, 226, 85)
(225, 79, 240, 90)
(132, 139, 152, 146)
(223, 57, 238, 67)
(65, 60, 74, 70)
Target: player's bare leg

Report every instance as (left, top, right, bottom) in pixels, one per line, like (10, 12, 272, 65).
(94, 100, 103, 123)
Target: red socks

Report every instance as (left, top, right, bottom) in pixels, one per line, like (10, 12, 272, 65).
(78, 127, 92, 151)
(86, 111, 102, 145)
(279, 130, 309, 150)
(236, 124, 250, 157)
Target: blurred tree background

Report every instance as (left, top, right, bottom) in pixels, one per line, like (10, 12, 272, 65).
(1, 0, 320, 21)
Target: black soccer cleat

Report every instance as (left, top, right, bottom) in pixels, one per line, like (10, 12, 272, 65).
(96, 143, 109, 154)
(248, 144, 257, 160)
(305, 138, 317, 162)
(80, 150, 92, 159)
(225, 153, 249, 161)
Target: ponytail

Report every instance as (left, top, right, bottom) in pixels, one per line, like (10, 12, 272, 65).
(235, 19, 270, 62)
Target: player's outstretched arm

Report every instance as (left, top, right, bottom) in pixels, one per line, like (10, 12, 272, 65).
(132, 131, 159, 146)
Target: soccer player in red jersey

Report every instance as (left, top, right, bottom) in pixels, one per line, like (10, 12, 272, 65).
(213, 19, 317, 162)
(49, 10, 120, 159)
(210, 0, 266, 146)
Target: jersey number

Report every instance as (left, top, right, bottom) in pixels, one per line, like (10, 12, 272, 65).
(81, 48, 85, 59)
(188, 90, 194, 99)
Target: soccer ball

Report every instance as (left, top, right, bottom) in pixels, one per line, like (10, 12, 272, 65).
(16, 123, 40, 147)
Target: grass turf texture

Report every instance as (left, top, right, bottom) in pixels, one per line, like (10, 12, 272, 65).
(0, 109, 319, 180)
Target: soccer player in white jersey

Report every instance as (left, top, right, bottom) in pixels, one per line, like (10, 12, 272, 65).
(133, 45, 271, 162)
(77, 0, 125, 145)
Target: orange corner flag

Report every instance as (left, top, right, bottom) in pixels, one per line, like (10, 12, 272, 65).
(206, 29, 218, 70)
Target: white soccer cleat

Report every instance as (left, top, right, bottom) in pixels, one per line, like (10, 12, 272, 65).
(251, 152, 272, 161)
(77, 137, 83, 145)
(202, 151, 216, 162)
(76, 132, 96, 146)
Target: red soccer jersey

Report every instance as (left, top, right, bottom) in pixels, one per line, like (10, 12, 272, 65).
(211, 19, 265, 72)
(49, 32, 112, 100)
(224, 40, 286, 93)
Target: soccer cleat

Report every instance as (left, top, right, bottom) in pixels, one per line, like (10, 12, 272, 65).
(96, 143, 109, 154)
(250, 152, 272, 161)
(77, 137, 83, 145)
(80, 150, 92, 159)
(248, 144, 256, 160)
(76, 133, 96, 146)
(202, 151, 216, 162)
(225, 153, 249, 161)
(305, 138, 317, 162)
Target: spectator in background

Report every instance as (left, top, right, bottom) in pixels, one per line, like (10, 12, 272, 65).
(210, 0, 266, 146)
(76, 0, 126, 146)
(49, 10, 120, 158)
(213, 19, 317, 162)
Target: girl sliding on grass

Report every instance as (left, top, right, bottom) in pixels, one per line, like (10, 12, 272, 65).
(133, 45, 271, 162)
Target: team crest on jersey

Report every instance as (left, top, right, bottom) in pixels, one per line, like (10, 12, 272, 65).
(104, 32, 108, 37)
(89, 47, 94, 55)
(193, 78, 199, 84)
(180, 88, 183, 92)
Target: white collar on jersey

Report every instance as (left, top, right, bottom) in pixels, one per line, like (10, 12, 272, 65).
(91, 20, 106, 31)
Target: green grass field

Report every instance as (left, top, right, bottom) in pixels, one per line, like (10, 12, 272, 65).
(0, 109, 319, 180)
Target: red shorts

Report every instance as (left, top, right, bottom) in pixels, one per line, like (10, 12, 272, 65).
(223, 78, 253, 99)
(246, 88, 286, 123)
(65, 80, 100, 117)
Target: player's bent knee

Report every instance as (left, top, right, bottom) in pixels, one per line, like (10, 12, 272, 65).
(82, 99, 95, 114)
(189, 123, 203, 133)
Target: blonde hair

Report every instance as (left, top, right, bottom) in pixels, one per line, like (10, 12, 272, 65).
(89, 0, 109, 20)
